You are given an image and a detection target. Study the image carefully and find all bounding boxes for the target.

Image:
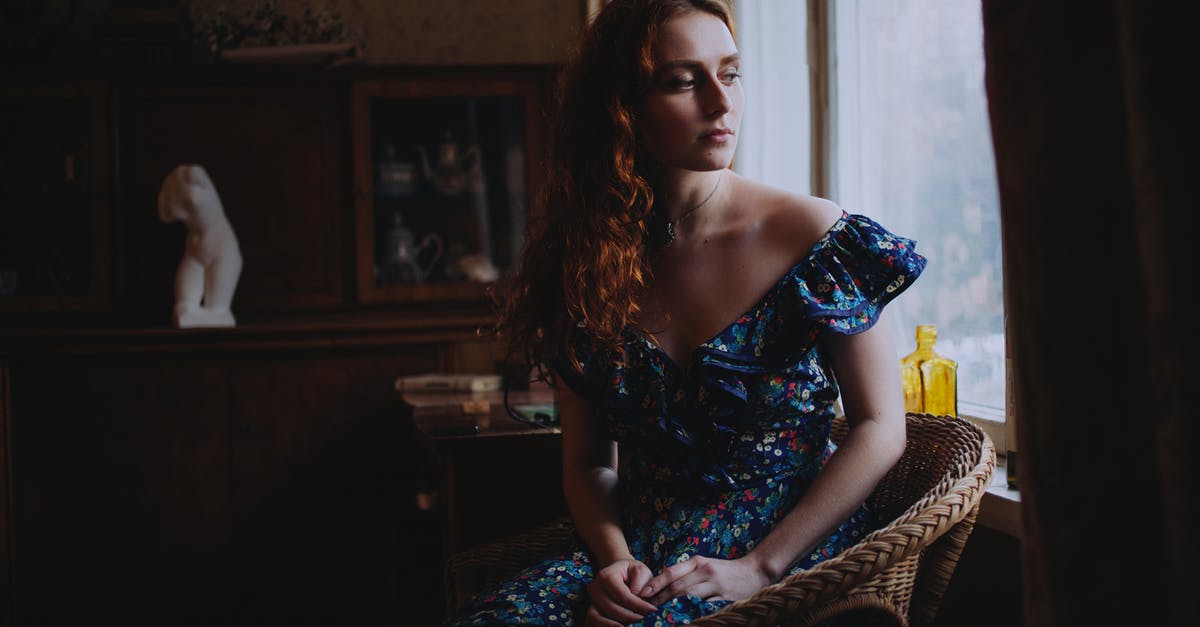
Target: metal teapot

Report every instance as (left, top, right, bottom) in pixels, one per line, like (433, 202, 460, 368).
(378, 213, 443, 284)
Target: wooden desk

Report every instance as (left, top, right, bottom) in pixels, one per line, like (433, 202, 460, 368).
(406, 382, 560, 447)
(403, 382, 565, 557)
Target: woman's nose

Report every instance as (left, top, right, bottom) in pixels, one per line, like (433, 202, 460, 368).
(702, 76, 732, 117)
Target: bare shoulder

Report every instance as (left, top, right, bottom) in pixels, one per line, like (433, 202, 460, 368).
(729, 174, 844, 260)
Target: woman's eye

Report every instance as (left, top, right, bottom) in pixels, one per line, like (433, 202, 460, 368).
(721, 70, 741, 85)
(664, 75, 696, 90)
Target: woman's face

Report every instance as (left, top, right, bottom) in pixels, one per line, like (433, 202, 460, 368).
(638, 9, 743, 174)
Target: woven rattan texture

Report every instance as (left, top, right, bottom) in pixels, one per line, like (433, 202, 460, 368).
(444, 413, 995, 626)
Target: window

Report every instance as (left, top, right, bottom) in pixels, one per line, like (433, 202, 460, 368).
(736, 0, 1006, 422)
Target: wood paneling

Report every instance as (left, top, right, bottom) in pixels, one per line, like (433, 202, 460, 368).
(226, 348, 435, 625)
(9, 355, 233, 626)
(114, 80, 345, 317)
(1, 338, 463, 626)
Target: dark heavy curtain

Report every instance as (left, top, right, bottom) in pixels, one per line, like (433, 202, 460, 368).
(983, 1, 1197, 625)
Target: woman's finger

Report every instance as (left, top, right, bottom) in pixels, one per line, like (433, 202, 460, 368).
(650, 569, 706, 606)
(610, 563, 657, 614)
(589, 572, 654, 622)
(585, 604, 623, 627)
(628, 562, 653, 601)
(597, 577, 656, 617)
(614, 583, 658, 615)
(593, 591, 652, 625)
(642, 557, 700, 599)
(689, 580, 721, 602)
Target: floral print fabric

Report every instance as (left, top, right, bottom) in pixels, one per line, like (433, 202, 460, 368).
(448, 213, 926, 626)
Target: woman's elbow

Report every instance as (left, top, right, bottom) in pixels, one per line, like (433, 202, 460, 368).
(858, 414, 907, 468)
(882, 418, 907, 466)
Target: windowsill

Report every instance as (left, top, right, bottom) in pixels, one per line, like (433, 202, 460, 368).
(834, 405, 1021, 538)
(978, 453, 1021, 538)
(959, 401, 1007, 451)
(955, 408, 1021, 538)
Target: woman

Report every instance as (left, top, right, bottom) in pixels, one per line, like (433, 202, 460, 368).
(450, 1, 926, 625)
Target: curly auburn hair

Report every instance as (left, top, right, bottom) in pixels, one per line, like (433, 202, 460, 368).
(489, 0, 735, 378)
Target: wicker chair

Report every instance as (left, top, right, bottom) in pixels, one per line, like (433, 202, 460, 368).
(444, 413, 996, 626)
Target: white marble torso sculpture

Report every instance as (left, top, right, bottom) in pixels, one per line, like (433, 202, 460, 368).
(157, 164, 243, 328)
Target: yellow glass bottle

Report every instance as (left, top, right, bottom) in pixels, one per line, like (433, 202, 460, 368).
(900, 324, 958, 416)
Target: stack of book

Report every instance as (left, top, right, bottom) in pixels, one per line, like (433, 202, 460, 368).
(395, 373, 503, 431)
(397, 373, 559, 436)
(394, 373, 503, 394)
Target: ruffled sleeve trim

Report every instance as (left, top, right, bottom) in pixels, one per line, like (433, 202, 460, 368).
(701, 212, 926, 363)
(789, 212, 927, 335)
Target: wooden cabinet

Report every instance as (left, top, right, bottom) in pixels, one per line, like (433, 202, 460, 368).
(1, 66, 555, 321)
(9, 355, 234, 625)
(0, 66, 555, 626)
(404, 383, 565, 557)
(0, 82, 110, 313)
(351, 73, 549, 303)
(224, 349, 434, 626)
(0, 322, 496, 626)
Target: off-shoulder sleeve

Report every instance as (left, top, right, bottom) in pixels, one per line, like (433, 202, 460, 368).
(549, 351, 591, 400)
(548, 329, 609, 406)
(789, 212, 927, 336)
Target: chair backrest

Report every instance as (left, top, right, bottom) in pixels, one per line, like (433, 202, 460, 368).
(692, 412, 995, 626)
(873, 413, 994, 625)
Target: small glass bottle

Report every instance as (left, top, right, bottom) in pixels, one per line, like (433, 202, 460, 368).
(375, 143, 416, 196)
(900, 324, 958, 416)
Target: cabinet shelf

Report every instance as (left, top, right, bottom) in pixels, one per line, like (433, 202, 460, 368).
(351, 75, 549, 303)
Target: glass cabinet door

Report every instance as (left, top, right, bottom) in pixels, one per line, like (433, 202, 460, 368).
(352, 76, 547, 303)
(0, 83, 109, 313)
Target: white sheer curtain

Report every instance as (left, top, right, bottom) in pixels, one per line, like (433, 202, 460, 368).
(833, 0, 1004, 413)
(732, 1, 811, 196)
(732, 0, 1004, 414)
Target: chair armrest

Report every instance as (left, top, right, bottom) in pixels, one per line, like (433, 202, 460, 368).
(692, 417, 995, 626)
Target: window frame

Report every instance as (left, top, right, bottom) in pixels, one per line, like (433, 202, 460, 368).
(803, 0, 1009, 448)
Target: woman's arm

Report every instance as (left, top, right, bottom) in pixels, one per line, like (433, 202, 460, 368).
(641, 317, 907, 603)
(557, 383, 658, 624)
(744, 317, 908, 581)
(558, 383, 626, 565)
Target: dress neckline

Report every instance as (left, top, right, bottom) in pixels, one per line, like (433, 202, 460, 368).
(634, 211, 851, 372)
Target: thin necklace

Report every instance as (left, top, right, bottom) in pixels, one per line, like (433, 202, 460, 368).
(664, 173, 722, 246)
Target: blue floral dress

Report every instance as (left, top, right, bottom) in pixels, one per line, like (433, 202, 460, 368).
(448, 213, 926, 626)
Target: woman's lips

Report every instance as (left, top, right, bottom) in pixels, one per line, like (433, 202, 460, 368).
(700, 128, 734, 143)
